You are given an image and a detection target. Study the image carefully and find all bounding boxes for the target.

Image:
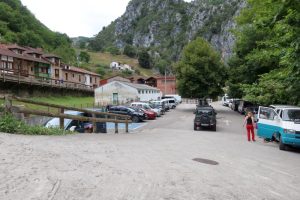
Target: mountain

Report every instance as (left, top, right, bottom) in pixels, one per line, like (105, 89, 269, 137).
(89, 0, 246, 62)
(0, 0, 76, 63)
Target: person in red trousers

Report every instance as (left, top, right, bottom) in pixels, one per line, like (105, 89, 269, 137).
(243, 112, 256, 142)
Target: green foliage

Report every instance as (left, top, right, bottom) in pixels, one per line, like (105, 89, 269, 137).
(0, 0, 76, 64)
(228, 0, 300, 105)
(176, 37, 226, 98)
(79, 51, 90, 63)
(123, 45, 137, 58)
(155, 59, 171, 75)
(122, 69, 134, 76)
(95, 64, 106, 77)
(138, 49, 151, 69)
(105, 46, 120, 55)
(0, 114, 73, 135)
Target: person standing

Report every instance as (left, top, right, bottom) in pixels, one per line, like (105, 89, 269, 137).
(243, 112, 256, 142)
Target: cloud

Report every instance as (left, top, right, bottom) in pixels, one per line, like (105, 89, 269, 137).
(21, 0, 193, 37)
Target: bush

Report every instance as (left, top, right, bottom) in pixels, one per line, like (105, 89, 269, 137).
(0, 114, 73, 135)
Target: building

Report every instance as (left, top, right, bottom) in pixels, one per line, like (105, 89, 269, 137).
(0, 43, 100, 90)
(61, 64, 100, 89)
(95, 81, 161, 105)
(0, 44, 51, 80)
(153, 76, 177, 95)
(99, 75, 131, 86)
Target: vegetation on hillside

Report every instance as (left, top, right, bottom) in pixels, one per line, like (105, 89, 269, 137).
(228, 0, 300, 106)
(176, 37, 226, 99)
(0, 0, 76, 64)
(0, 114, 73, 135)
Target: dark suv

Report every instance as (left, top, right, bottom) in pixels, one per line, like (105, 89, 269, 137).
(108, 106, 146, 123)
(194, 106, 217, 131)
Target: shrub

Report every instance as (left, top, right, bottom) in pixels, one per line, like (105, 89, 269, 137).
(0, 114, 73, 135)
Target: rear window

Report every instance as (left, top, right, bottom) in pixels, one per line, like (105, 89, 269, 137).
(169, 100, 175, 103)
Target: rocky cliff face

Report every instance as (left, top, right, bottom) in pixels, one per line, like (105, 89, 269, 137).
(90, 0, 246, 62)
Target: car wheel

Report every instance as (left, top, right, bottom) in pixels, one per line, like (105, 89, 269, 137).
(132, 116, 139, 123)
(279, 136, 287, 151)
(194, 125, 197, 131)
(212, 125, 216, 131)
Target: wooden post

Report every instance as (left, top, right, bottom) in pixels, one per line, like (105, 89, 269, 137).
(125, 118, 129, 133)
(115, 122, 118, 134)
(59, 108, 64, 130)
(92, 113, 96, 133)
(115, 116, 118, 134)
(4, 95, 12, 113)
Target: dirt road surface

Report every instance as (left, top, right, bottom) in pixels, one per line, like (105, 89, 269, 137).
(0, 102, 300, 200)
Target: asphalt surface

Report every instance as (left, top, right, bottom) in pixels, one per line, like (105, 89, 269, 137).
(0, 102, 299, 200)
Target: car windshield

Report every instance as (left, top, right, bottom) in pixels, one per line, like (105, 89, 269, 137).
(144, 105, 151, 109)
(127, 108, 135, 112)
(282, 109, 300, 121)
(196, 109, 213, 115)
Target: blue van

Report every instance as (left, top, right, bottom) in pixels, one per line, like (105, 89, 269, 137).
(257, 106, 300, 150)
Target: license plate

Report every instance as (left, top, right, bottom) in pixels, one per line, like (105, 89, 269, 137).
(201, 124, 209, 126)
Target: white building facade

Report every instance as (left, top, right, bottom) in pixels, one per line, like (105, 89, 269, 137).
(95, 81, 161, 105)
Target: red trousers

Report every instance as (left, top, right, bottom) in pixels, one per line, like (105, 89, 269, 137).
(246, 124, 255, 141)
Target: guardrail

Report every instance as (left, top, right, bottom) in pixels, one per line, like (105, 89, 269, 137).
(1, 95, 132, 133)
(0, 67, 95, 92)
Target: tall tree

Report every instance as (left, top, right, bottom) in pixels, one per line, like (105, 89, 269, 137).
(138, 49, 151, 69)
(228, 0, 300, 105)
(176, 37, 226, 99)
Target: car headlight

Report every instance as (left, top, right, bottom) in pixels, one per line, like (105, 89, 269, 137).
(284, 129, 296, 134)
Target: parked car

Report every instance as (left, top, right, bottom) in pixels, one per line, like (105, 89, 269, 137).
(238, 100, 258, 115)
(161, 97, 176, 109)
(130, 107, 156, 120)
(194, 106, 217, 131)
(130, 102, 162, 117)
(222, 95, 230, 106)
(164, 95, 182, 104)
(45, 111, 93, 133)
(230, 99, 241, 111)
(108, 106, 145, 123)
(150, 100, 167, 113)
(257, 106, 300, 150)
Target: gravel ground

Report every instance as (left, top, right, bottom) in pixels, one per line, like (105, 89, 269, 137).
(0, 102, 299, 200)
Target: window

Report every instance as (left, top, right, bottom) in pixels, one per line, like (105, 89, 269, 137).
(72, 74, 75, 78)
(95, 77, 97, 83)
(55, 69, 59, 78)
(259, 107, 277, 120)
(65, 73, 68, 81)
(31, 67, 33, 72)
(90, 77, 92, 83)
(79, 75, 81, 82)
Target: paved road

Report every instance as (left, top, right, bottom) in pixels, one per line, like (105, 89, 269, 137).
(0, 102, 299, 200)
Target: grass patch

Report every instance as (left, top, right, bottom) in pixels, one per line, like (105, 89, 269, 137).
(84, 51, 154, 78)
(0, 96, 97, 113)
(0, 114, 73, 135)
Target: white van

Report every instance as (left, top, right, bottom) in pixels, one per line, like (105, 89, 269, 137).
(165, 95, 182, 104)
(257, 106, 300, 150)
(161, 97, 176, 109)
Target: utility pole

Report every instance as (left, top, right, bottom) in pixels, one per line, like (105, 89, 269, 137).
(164, 67, 167, 95)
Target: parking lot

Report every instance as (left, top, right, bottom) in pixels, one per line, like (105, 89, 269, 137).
(0, 102, 300, 200)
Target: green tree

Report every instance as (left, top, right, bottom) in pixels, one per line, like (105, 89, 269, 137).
(106, 46, 120, 55)
(123, 45, 137, 58)
(78, 51, 90, 63)
(138, 49, 151, 69)
(228, 0, 300, 105)
(176, 37, 226, 99)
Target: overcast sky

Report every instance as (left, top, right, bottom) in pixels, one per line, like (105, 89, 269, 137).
(21, 0, 192, 38)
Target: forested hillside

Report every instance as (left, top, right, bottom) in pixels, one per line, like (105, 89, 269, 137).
(0, 0, 76, 64)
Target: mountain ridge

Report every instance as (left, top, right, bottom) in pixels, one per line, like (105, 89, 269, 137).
(90, 0, 246, 62)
